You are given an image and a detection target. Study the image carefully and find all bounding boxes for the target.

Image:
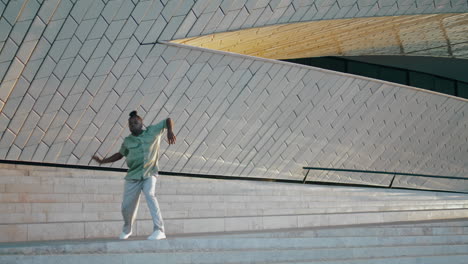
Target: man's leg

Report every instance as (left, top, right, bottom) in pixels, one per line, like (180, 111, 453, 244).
(121, 180, 142, 235)
(142, 175, 165, 233)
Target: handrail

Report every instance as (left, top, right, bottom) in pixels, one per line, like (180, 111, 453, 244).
(303, 166, 468, 192)
(303, 167, 467, 181)
(0, 160, 465, 194)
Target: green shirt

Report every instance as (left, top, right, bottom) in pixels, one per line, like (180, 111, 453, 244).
(119, 120, 167, 180)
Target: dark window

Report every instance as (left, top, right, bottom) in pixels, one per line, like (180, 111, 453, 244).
(434, 78, 456, 96)
(379, 67, 407, 85)
(409, 72, 435, 91)
(457, 82, 468, 99)
(287, 57, 346, 72)
(284, 57, 466, 99)
(348, 61, 379, 79)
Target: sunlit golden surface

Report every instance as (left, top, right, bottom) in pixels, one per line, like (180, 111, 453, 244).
(172, 13, 468, 59)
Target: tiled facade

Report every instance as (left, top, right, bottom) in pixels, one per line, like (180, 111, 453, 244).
(0, 0, 467, 189)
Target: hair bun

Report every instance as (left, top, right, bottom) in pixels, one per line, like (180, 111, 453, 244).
(129, 110, 138, 117)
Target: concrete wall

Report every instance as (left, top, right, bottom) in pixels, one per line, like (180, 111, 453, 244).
(1, 163, 467, 242)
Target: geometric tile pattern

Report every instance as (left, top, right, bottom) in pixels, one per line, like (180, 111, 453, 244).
(0, 0, 467, 190)
(172, 13, 468, 59)
(175, 0, 468, 38)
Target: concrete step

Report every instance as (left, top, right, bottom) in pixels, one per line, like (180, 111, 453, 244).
(389, 220, 468, 227)
(2, 235, 468, 254)
(269, 255, 468, 264)
(3, 252, 468, 264)
(3, 189, 466, 205)
(1, 237, 467, 264)
(2, 163, 467, 243)
(1, 165, 465, 199)
(2, 199, 466, 213)
(2, 209, 467, 242)
(2, 176, 467, 202)
(210, 220, 468, 238)
(2, 203, 467, 225)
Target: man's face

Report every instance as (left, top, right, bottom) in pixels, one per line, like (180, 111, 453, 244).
(128, 117, 143, 134)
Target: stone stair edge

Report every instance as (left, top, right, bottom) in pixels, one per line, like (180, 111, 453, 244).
(1, 207, 467, 222)
(1, 217, 467, 244)
(1, 242, 468, 257)
(2, 231, 468, 250)
(2, 207, 468, 226)
(246, 254, 468, 264)
(2, 185, 466, 199)
(3, 254, 468, 264)
(1, 214, 467, 234)
(2, 199, 467, 207)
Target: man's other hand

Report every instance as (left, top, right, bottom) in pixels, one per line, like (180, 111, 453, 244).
(92, 155, 103, 164)
(168, 131, 176, 144)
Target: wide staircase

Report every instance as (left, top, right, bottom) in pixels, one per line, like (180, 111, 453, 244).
(0, 163, 467, 263)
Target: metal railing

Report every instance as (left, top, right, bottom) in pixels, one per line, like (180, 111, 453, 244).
(303, 166, 468, 193)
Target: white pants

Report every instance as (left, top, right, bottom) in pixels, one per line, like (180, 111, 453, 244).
(121, 175, 164, 234)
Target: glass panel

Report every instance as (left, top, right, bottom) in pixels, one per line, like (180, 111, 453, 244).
(285, 57, 347, 72)
(348, 61, 379, 78)
(379, 67, 407, 85)
(457, 82, 468, 99)
(309, 57, 347, 72)
(434, 78, 456, 95)
(284, 57, 464, 98)
(409, 72, 435, 90)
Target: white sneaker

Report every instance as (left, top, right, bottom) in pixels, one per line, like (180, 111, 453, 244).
(147, 230, 166, 240)
(119, 231, 132, 240)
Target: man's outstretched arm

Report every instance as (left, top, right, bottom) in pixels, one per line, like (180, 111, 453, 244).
(92, 153, 123, 164)
(166, 118, 176, 145)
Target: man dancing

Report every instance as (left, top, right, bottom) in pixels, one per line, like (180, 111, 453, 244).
(92, 110, 176, 240)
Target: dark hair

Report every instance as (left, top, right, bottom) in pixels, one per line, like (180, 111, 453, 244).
(129, 111, 142, 120)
